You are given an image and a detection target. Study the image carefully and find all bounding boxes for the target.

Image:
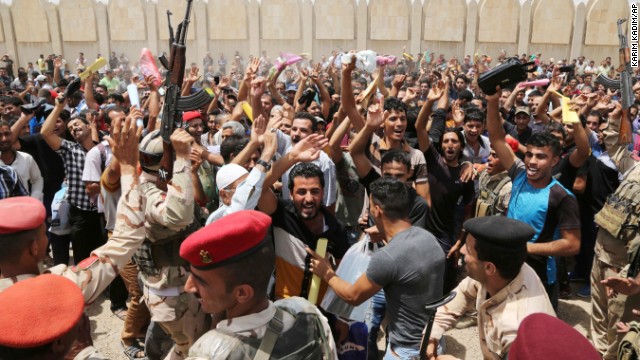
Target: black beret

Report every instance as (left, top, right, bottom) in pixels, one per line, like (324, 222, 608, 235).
(463, 217, 535, 254)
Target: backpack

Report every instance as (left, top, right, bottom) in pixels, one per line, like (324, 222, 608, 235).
(191, 297, 335, 360)
(619, 321, 640, 360)
(475, 171, 511, 217)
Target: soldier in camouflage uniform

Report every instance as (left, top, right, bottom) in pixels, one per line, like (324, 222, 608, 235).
(136, 128, 207, 360)
(0, 113, 145, 360)
(591, 103, 640, 360)
(475, 148, 512, 217)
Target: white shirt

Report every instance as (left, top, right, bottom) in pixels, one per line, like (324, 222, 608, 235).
(0, 151, 43, 201)
(82, 141, 115, 221)
(205, 167, 266, 225)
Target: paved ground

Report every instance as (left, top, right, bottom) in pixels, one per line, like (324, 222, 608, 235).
(90, 282, 592, 359)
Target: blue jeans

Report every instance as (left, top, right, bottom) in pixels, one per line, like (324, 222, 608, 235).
(364, 290, 387, 359)
(383, 344, 419, 360)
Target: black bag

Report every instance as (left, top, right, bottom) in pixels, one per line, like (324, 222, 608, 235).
(478, 57, 536, 95)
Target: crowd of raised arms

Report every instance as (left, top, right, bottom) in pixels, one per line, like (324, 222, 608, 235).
(0, 45, 639, 360)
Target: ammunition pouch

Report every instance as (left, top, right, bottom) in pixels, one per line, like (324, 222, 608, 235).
(594, 180, 640, 243)
(134, 207, 202, 276)
(619, 321, 640, 360)
(475, 174, 511, 217)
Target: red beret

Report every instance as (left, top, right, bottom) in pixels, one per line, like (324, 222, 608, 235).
(0, 274, 84, 348)
(509, 313, 600, 360)
(180, 210, 271, 269)
(183, 110, 202, 123)
(0, 196, 46, 234)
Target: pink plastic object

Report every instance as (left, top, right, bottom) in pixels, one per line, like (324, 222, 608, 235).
(376, 55, 397, 66)
(276, 52, 303, 71)
(518, 79, 550, 88)
(139, 48, 161, 88)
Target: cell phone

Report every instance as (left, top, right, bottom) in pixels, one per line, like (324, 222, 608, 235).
(214, 76, 220, 85)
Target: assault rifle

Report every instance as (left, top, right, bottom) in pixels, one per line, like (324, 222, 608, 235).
(157, 0, 214, 185)
(596, 18, 634, 145)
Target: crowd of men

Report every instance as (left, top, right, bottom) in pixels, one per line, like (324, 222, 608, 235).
(0, 43, 638, 360)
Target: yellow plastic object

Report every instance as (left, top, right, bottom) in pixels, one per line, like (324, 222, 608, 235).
(402, 52, 414, 62)
(241, 102, 253, 122)
(308, 238, 328, 305)
(552, 90, 580, 124)
(79, 57, 107, 80)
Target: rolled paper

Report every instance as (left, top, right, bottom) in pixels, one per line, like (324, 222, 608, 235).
(127, 84, 140, 109)
(402, 52, 414, 62)
(139, 48, 162, 88)
(518, 79, 550, 88)
(241, 102, 253, 122)
(79, 57, 107, 80)
(308, 238, 328, 305)
(127, 84, 144, 127)
(552, 90, 580, 124)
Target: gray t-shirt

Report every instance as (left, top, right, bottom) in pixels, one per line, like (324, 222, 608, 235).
(366, 226, 445, 348)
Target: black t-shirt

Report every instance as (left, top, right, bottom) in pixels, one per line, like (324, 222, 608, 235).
(424, 144, 474, 241)
(552, 146, 580, 192)
(18, 134, 65, 201)
(359, 168, 429, 229)
(585, 155, 621, 214)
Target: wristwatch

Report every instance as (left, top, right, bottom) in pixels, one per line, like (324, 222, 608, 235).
(256, 159, 271, 170)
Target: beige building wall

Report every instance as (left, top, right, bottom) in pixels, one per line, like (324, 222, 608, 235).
(583, 0, 630, 63)
(0, 0, 634, 72)
(421, 0, 466, 59)
(476, 0, 520, 57)
(206, 0, 251, 70)
(312, 0, 357, 58)
(106, 0, 150, 68)
(528, 0, 574, 61)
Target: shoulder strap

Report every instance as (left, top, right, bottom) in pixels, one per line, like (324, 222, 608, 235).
(253, 308, 285, 360)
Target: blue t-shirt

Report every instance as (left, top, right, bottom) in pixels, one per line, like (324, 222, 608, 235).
(507, 160, 580, 284)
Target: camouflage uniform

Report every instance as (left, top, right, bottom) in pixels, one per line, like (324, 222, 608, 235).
(591, 118, 640, 360)
(431, 264, 556, 359)
(0, 172, 145, 360)
(138, 158, 207, 360)
(186, 297, 337, 360)
(475, 170, 512, 217)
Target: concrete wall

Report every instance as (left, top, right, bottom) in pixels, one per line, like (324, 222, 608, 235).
(0, 0, 633, 73)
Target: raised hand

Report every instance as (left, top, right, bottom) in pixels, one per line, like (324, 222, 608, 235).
(170, 128, 194, 158)
(451, 101, 465, 124)
(104, 108, 142, 168)
(246, 57, 261, 77)
(365, 102, 387, 129)
(144, 74, 159, 92)
(342, 56, 356, 74)
(392, 74, 406, 88)
(427, 80, 445, 102)
(190, 147, 203, 172)
(310, 63, 322, 80)
(188, 66, 200, 83)
(250, 76, 267, 98)
(290, 134, 328, 162)
(403, 87, 417, 102)
(250, 114, 267, 144)
(218, 76, 230, 89)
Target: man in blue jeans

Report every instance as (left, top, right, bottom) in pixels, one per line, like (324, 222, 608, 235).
(309, 177, 445, 359)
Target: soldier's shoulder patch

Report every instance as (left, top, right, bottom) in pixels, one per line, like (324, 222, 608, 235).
(76, 255, 99, 270)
